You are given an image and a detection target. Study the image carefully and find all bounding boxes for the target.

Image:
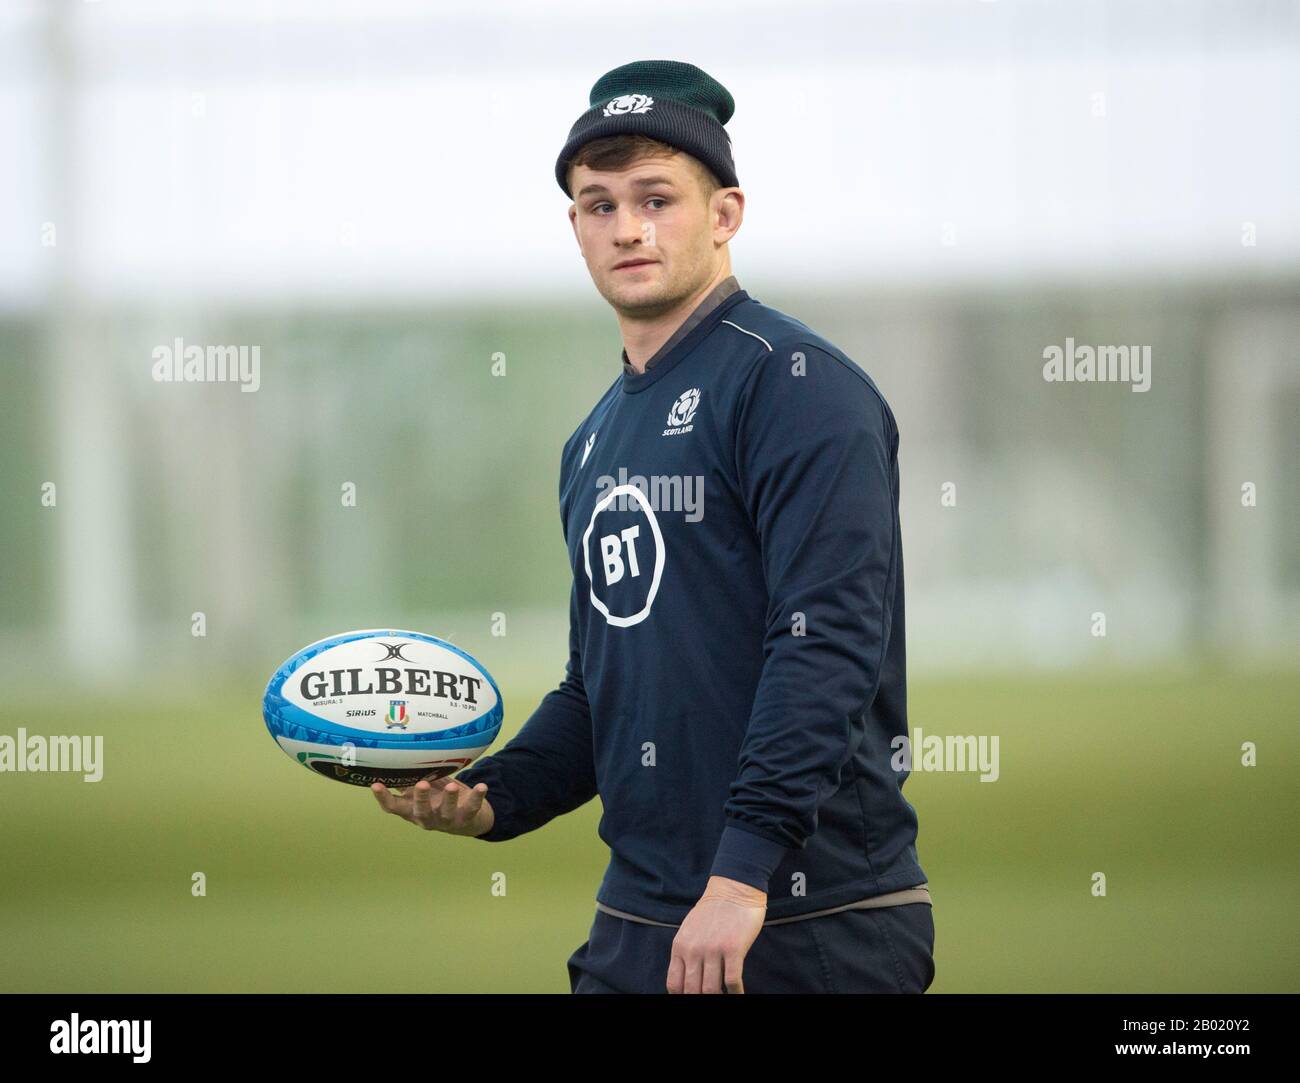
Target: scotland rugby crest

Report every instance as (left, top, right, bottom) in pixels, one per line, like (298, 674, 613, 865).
(668, 388, 701, 427)
(663, 387, 701, 435)
(603, 94, 654, 117)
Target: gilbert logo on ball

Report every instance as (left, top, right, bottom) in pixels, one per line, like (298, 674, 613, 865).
(262, 629, 503, 788)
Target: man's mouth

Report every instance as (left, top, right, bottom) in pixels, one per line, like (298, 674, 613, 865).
(612, 259, 658, 271)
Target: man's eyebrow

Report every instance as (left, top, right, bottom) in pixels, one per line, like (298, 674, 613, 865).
(576, 176, 679, 199)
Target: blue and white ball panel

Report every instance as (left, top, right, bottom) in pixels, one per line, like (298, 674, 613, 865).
(262, 629, 503, 787)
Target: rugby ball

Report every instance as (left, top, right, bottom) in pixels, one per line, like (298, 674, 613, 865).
(262, 629, 503, 788)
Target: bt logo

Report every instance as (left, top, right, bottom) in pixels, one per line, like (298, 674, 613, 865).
(582, 485, 664, 627)
(599, 525, 642, 585)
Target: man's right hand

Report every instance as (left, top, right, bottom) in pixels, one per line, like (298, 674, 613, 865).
(371, 777, 495, 837)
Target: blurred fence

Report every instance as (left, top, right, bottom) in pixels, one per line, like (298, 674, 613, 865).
(2, 275, 1296, 687)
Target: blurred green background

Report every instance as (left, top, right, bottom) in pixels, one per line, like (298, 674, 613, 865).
(2, 669, 1295, 992)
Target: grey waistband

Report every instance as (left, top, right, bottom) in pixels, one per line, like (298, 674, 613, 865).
(594, 884, 932, 928)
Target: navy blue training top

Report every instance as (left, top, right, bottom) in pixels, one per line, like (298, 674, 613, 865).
(456, 285, 927, 924)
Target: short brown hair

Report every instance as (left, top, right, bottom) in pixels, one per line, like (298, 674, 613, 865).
(568, 134, 721, 199)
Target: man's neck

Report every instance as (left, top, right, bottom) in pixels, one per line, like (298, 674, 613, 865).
(620, 265, 732, 374)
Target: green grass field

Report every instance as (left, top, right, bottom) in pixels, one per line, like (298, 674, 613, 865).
(1, 668, 1296, 992)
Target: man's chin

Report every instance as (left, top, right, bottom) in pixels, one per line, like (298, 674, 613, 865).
(602, 279, 677, 317)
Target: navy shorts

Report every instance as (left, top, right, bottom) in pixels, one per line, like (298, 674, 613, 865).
(567, 902, 935, 994)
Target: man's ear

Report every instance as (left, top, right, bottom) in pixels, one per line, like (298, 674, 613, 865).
(569, 205, 583, 253)
(713, 188, 744, 245)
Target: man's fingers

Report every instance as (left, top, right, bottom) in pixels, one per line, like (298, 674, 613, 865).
(438, 780, 461, 822)
(371, 783, 401, 814)
(701, 953, 724, 995)
(667, 940, 706, 995)
(446, 781, 474, 829)
(724, 952, 745, 995)
(374, 776, 487, 834)
(682, 952, 704, 995)
(666, 951, 685, 995)
(410, 779, 436, 825)
(447, 782, 488, 832)
(463, 783, 488, 828)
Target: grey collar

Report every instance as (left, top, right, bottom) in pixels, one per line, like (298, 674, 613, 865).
(620, 275, 741, 375)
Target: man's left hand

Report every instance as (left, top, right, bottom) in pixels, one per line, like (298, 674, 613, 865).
(667, 876, 767, 994)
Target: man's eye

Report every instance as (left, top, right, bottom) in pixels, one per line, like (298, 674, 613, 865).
(589, 198, 665, 213)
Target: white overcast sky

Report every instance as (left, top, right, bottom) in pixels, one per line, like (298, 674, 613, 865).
(0, 0, 1296, 305)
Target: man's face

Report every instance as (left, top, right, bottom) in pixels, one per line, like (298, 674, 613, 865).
(568, 154, 733, 318)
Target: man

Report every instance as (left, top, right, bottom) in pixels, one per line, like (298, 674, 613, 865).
(372, 59, 933, 994)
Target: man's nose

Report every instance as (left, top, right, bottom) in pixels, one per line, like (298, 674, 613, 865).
(614, 205, 645, 246)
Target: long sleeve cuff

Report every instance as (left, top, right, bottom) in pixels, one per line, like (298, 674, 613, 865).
(708, 823, 792, 894)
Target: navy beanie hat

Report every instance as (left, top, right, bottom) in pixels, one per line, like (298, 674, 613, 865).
(554, 59, 738, 198)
